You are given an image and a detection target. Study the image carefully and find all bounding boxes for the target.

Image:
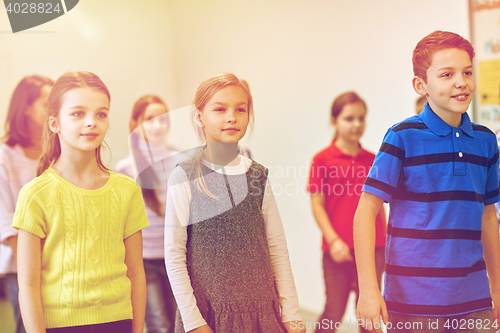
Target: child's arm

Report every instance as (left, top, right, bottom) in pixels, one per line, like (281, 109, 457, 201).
(0, 164, 19, 262)
(165, 166, 210, 332)
(481, 204, 500, 322)
(354, 192, 387, 333)
(262, 177, 305, 333)
(124, 230, 147, 333)
(310, 193, 353, 263)
(17, 229, 46, 333)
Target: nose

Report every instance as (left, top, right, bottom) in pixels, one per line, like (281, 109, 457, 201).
(85, 115, 96, 128)
(226, 109, 236, 123)
(455, 75, 466, 89)
(152, 117, 162, 129)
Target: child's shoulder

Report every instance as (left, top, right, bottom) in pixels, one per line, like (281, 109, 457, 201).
(110, 170, 140, 188)
(0, 144, 27, 165)
(114, 155, 132, 174)
(0, 143, 15, 158)
(246, 157, 268, 174)
(19, 169, 58, 202)
(470, 121, 496, 137)
(310, 141, 339, 163)
(388, 114, 425, 132)
(469, 122, 498, 151)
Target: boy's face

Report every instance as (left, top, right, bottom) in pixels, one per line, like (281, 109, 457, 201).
(413, 48, 475, 125)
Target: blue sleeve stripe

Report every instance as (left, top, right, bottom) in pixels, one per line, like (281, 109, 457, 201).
(386, 298, 492, 316)
(387, 224, 481, 240)
(405, 153, 487, 167)
(485, 189, 500, 201)
(488, 151, 499, 169)
(393, 122, 428, 132)
(397, 190, 484, 203)
(365, 177, 397, 196)
(386, 260, 485, 277)
(380, 143, 405, 161)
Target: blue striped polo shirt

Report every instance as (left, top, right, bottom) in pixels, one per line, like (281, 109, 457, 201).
(363, 103, 500, 317)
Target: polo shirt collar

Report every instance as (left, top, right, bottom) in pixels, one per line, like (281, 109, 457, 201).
(330, 139, 369, 157)
(420, 102, 474, 138)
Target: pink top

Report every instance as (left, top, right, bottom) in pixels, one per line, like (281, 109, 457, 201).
(0, 144, 39, 274)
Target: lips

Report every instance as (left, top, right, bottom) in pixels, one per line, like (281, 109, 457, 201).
(81, 133, 99, 138)
(222, 128, 239, 132)
(452, 93, 469, 101)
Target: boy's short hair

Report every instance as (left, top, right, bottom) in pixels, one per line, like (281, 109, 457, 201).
(412, 30, 475, 82)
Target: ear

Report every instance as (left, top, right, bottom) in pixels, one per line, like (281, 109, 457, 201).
(24, 104, 33, 116)
(330, 116, 337, 127)
(129, 119, 137, 133)
(412, 76, 428, 96)
(193, 109, 204, 128)
(48, 116, 59, 133)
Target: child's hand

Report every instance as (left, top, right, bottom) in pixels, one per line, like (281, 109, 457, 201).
(329, 238, 353, 263)
(356, 288, 388, 333)
(188, 324, 213, 333)
(283, 320, 307, 333)
(491, 291, 500, 323)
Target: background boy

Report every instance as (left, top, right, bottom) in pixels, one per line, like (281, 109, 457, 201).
(354, 30, 500, 333)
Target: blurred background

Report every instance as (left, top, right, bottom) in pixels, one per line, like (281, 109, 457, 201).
(0, 0, 487, 330)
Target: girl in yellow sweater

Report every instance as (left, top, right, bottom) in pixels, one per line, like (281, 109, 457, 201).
(13, 71, 149, 333)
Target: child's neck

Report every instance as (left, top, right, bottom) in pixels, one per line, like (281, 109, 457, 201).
(52, 150, 109, 190)
(434, 110, 462, 128)
(21, 122, 44, 160)
(203, 142, 240, 167)
(21, 141, 43, 160)
(335, 137, 361, 157)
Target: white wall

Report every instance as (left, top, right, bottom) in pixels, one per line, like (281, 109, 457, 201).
(0, 0, 178, 162)
(1, 0, 469, 315)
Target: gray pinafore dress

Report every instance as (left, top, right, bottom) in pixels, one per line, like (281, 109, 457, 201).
(175, 157, 287, 333)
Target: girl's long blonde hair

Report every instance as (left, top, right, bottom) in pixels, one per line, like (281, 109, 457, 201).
(37, 71, 111, 177)
(191, 73, 254, 198)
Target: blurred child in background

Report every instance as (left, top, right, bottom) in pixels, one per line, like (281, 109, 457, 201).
(0, 74, 53, 333)
(115, 95, 178, 333)
(308, 91, 386, 333)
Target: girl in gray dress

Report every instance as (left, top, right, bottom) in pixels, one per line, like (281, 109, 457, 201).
(164, 73, 305, 333)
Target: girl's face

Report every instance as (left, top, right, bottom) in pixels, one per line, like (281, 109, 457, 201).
(25, 85, 51, 127)
(50, 87, 110, 154)
(138, 103, 169, 144)
(332, 102, 366, 144)
(197, 85, 249, 144)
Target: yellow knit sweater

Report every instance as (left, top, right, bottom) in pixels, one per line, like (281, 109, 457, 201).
(13, 167, 149, 328)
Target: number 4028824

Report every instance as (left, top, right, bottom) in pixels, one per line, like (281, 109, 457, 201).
(5, 2, 61, 14)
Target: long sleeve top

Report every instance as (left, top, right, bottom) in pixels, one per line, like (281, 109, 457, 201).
(0, 144, 38, 275)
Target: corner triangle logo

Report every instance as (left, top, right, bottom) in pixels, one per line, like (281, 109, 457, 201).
(4, 0, 79, 33)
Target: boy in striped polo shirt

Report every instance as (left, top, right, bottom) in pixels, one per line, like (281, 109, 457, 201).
(354, 31, 500, 333)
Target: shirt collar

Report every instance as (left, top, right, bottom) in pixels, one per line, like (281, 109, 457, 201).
(330, 139, 368, 157)
(420, 102, 474, 138)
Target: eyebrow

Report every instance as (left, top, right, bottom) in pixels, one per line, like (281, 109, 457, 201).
(438, 66, 473, 71)
(69, 106, 109, 111)
(212, 102, 248, 106)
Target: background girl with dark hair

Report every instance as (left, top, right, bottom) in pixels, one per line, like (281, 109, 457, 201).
(0, 74, 53, 333)
(307, 91, 386, 333)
